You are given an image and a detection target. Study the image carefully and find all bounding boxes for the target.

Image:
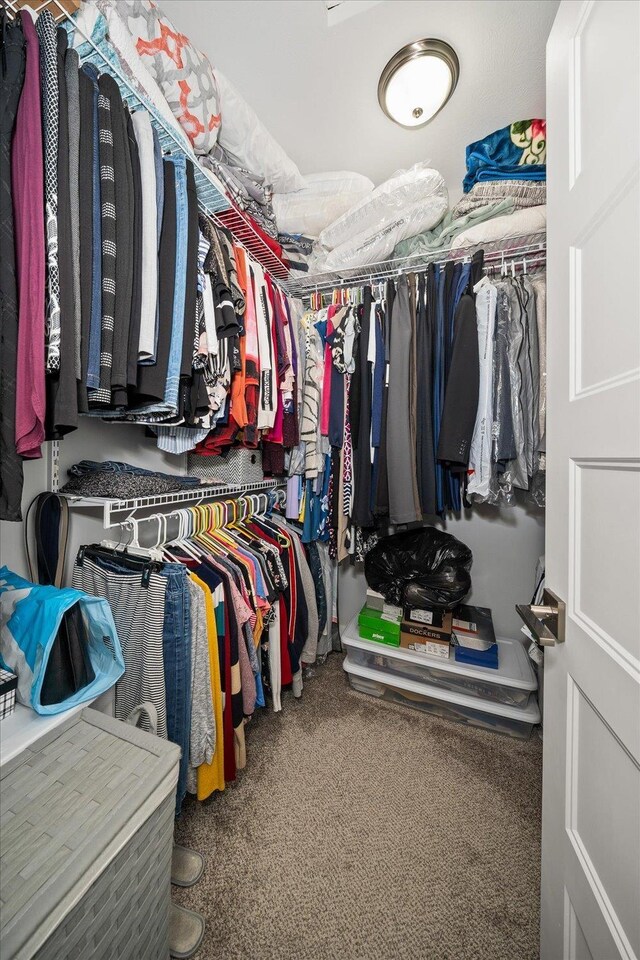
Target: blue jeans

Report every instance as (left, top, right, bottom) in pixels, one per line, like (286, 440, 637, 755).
(160, 563, 192, 817)
(164, 155, 188, 412)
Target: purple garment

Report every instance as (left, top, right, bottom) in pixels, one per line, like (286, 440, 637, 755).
(286, 474, 301, 519)
(13, 10, 45, 459)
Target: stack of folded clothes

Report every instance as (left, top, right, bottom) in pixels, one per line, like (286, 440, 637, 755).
(394, 119, 546, 259)
(201, 144, 279, 240)
(60, 460, 202, 498)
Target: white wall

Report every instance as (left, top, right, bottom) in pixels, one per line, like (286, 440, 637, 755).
(161, 0, 558, 194)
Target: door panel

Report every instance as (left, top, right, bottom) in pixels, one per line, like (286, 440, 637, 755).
(544, 2, 640, 958)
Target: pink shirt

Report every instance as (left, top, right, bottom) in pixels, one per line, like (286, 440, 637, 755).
(13, 11, 45, 459)
(320, 306, 337, 437)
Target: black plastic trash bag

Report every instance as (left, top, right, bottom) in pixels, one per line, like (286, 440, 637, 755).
(364, 527, 472, 610)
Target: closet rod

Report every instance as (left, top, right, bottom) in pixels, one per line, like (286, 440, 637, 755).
(4, 0, 293, 287)
(116, 486, 287, 547)
(290, 237, 546, 299)
(60, 478, 287, 529)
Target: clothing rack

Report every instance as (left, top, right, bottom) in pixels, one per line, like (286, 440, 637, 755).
(2, 0, 291, 284)
(61, 478, 286, 530)
(113, 486, 287, 552)
(290, 237, 547, 301)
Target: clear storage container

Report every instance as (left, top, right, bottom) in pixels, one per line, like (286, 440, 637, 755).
(343, 656, 541, 739)
(342, 616, 537, 707)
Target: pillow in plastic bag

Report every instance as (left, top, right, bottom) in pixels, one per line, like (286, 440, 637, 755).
(273, 172, 374, 236)
(364, 528, 472, 610)
(273, 184, 373, 237)
(215, 70, 305, 193)
(318, 163, 447, 251)
(322, 193, 448, 272)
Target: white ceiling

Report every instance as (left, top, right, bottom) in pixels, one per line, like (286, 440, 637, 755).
(160, 0, 559, 201)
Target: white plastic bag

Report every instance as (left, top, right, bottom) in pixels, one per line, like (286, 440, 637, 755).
(319, 163, 447, 251)
(273, 171, 374, 237)
(321, 193, 448, 272)
(215, 70, 305, 193)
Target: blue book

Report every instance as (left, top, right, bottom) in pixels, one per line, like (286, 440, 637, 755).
(455, 642, 499, 669)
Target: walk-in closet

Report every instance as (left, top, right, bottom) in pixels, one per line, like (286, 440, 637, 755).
(0, 1, 638, 959)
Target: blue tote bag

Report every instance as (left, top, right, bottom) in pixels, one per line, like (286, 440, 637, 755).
(0, 567, 125, 715)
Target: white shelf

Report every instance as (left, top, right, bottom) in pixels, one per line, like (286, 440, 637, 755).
(288, 236, 546, 298)
(61, 478, 286, 527)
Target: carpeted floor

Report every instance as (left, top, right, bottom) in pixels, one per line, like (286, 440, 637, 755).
(174, 653, 543, 960)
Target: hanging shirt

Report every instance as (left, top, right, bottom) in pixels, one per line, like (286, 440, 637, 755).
(468, 276, 497, 501)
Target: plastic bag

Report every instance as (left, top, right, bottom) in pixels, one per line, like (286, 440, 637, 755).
(321, 193, 448, 272)
(273, 172, 374, 237)
(0, 567, 125, 715)
(364, 528, 473, 610)
(318, 162, 447, 251)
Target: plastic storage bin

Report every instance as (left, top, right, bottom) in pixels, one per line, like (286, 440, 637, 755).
(343, 656, 541, 739)
(0, 708, 180, 960)
(342, 616, 537, 707)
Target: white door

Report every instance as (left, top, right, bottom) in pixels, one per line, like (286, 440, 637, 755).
(543, 1, 640, 958)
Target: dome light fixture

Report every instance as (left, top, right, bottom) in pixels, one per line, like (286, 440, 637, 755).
(378, 38, 459, 128)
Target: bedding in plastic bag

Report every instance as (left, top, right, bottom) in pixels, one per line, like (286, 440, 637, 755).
(215, 70, 305, 193)
(364, 528, 472, 610)
(273, 171, 374, 236)
(318, 162, 447, 251)
(321, 193, 448, 272)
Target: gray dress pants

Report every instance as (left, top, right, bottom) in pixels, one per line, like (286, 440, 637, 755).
(387, 276, 420, 525)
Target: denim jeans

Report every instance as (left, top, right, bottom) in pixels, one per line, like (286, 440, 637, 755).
(160, 563, 192, 816)
(164, 154, 188, 412)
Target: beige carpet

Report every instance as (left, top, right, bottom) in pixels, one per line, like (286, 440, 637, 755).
(174, 653, 542, 960)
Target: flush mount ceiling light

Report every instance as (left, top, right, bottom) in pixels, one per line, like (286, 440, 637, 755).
(378, 38, 459, 128)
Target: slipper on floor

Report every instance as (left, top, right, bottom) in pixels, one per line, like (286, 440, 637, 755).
(171, 845, 204, 888)
(170, 902, 205, 959)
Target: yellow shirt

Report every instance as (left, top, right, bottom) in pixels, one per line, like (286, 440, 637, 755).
(190, 573, 225, 799)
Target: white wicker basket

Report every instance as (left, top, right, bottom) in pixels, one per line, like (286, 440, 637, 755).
(187, 447, 264, 485)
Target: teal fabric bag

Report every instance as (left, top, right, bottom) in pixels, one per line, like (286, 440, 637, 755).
(0, 567, 125, 715)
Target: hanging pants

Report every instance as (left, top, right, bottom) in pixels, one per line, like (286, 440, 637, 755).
(0, 13, 25, 521)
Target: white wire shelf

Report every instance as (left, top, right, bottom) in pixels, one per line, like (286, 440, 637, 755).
(61, 478, 286, 528)
(4, 0, 292, 287)
(288, 235, 547, 299)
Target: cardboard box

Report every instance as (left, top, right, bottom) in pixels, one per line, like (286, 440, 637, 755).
(399, 611, 452, 659)
(400, 612, 452, 642)
(358, 605, 401, 646)
(451, 604, 496, 651)
(403, 605, 447, 628)
(399, 633, 451, 660)
(366, 588, 385, 611)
